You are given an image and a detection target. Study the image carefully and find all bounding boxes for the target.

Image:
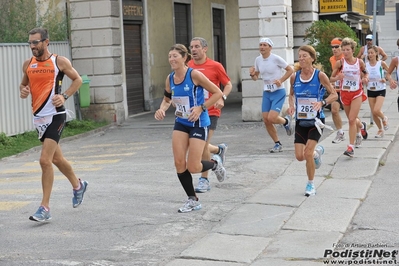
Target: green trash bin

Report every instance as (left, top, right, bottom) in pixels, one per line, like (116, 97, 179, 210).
(79, 75, 90, 108)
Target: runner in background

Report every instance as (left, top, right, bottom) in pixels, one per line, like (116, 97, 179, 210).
(364, 46, 390, 138)
(249, 37, 294, 153)
(357, 34, 388, 62)
(331, 37, 369, 158)
(188, 37, 232, 193)
(329, 38, 345, 143)
(386, 38, 399, 111)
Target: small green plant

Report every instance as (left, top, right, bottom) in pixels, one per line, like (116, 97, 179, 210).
(304, 20, 359, 76)
(0, 120, 108, 159)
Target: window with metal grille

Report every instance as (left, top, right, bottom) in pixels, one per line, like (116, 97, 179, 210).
(174, 3, 191, 49)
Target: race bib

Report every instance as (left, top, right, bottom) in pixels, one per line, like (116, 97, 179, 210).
(173, 96, 191, 119)
(33, 115, 53, 139)
(297, 97, 317, 120)
(367, 78, 380, 91)
(342, 77, 359, 91)
(263, 81, 278, 92)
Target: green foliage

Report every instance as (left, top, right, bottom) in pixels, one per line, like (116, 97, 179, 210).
(0, 120, 109, 159)
(304, 20, 359, 76)
(0, 0, 69, 43)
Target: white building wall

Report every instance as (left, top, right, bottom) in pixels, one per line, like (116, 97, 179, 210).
(292, 0, 319, 61)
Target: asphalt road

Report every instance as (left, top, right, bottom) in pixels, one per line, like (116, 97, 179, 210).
(1, 95, 396, 266)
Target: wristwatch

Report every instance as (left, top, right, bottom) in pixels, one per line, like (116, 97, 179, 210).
(201, 104, 207, 112)
(222, 94, 227, 101)
(62, 93, 69, 100)
(321, 100, 327, 107)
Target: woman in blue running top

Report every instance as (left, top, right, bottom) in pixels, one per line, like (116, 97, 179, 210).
(154, 44, 225, 213)
(287, 45, 337, 197)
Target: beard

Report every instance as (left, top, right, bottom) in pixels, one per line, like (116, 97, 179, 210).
(32, 48, 44, 58)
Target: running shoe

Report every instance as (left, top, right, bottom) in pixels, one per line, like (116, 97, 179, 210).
(332, 131, 345, 143)
(360, 122, 368, 139)
(29, 206, 51, 222)
(343, 146, 354, 157)
(212, 154, 227, 182)
(269, 143, 283, 153)
(178, 198, 202, 213)
(304, 182, 316, 197)
(355, 135, 363, 148)
(383, 116, 389, 131)
(72, 179, 88, 208)
(284, 115, 293, 136)
(375, 130, 384, 138)
(218, 143, 228, 164)
(195, 177, 210, 193)
(314, 145, 324, 169)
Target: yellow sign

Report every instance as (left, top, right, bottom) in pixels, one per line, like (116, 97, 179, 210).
(351, 0, 365, 14)
(320, 0, 348, 13)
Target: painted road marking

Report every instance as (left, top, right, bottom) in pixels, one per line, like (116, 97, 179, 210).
(0, 201, 30, 211)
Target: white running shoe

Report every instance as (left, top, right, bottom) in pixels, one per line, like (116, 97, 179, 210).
(332, 131, 345, 143)
(212, 154, 227, 182)
(178, 198, 202, 213)
(355, 135, 363, 148)
(314, 145, 324, 169)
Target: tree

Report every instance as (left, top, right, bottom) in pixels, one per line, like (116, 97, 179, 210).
(304, 20, 359, 76)
(0, 0, 69, 43)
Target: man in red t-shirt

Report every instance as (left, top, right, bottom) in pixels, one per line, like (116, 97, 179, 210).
(188, 37, 232, 193)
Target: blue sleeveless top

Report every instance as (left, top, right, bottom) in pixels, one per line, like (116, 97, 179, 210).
(169, 68, 210, 127)
(293, 69, 326, 120)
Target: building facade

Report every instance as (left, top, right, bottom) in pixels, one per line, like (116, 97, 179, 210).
(65, 0, 397, 123)
(68, 0, 241, 124)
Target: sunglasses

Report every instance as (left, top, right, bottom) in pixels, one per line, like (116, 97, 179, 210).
(331, 45, 340, 49)
(27, 39, 46, 45)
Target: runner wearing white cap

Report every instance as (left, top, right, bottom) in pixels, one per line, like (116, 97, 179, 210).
(356, 34, 387, 62)
(249, 37, 294, 153)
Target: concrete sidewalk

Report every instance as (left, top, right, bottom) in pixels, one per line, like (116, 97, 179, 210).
(164, 88, 399, 266)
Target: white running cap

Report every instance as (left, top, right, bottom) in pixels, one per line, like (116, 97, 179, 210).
(366, 34, 373, 40)
(259, 37, 274, 47)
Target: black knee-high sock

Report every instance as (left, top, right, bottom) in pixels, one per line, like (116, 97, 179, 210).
(177, 169, 196, 198)
(201, 160, 215, 172)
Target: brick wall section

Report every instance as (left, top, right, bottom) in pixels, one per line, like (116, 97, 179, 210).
(69, 0, 125, 124)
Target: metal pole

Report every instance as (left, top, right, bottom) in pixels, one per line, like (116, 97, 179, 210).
(372, 0, 377, 42)
(370, 0, 378, 124)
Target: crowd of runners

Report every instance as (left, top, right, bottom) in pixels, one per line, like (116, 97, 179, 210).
(22, 26, 398, 219)
(155, 35, 399, 211)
